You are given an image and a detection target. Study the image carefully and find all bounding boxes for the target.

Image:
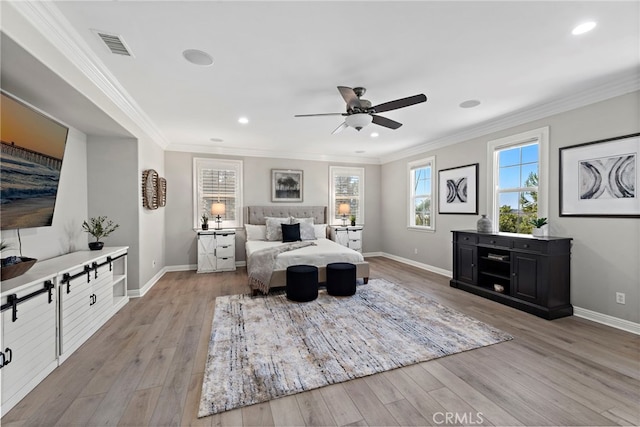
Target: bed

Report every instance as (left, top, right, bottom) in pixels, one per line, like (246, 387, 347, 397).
(245, 206, 369, 294)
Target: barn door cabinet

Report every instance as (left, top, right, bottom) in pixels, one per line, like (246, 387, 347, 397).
(0, 247, 128, 414)
(450, 230, 572, 319)
(197, 230, 236, 272)
(0, 273, 57, 415)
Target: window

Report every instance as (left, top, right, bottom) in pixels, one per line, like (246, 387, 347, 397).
(193, 158, 243, 229)
(408, 156, 435, 230)
(487, 127, 548, 233)
(329, 166, 364, 225)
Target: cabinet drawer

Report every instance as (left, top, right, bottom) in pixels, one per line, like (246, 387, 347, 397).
(348, 229, 362, 240)
(513, 239, 546, 253)
(216, 245, 234, 258)
(478, 235, 512, 248)
(348, 239, 362, 252)
(215, 233, 235, 246)
(456, 233, 477, 244)
(216, 257, 236, 271)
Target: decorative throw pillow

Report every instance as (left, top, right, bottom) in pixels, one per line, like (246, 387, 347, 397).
(291, 217, 316, 240)
(265, 217, 290, 241)
(314, 224, 328, 239)
(245, 224, 267, 241)
(281, 223, 301, 242)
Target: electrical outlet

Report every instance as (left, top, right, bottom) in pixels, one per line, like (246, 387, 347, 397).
(616, 292, 625, 304)
(414, 248, 418, 254)
(152, 260, 156, 268)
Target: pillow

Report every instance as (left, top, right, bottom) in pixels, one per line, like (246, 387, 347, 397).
(265, 217, 290, 241)
(281, 223, 301, 242)
(314, 224, 328, 239)
(291, 217, 316, 240)
(245, 224, 266, 241)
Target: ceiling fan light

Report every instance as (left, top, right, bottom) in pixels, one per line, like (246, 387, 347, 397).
(345, 113, 373, 131)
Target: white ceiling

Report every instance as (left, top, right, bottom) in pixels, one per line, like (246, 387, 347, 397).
(6, 1, 640, 163)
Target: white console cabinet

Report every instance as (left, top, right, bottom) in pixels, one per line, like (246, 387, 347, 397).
(197, 230, 236, 272)
(330, 226, 363, 253)
(0, 247, 128, 414)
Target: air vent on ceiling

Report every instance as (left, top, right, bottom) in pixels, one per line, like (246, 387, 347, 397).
(93, 30, 133, 57)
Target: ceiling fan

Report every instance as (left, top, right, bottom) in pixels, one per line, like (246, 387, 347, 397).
(295, 86, 427, 134)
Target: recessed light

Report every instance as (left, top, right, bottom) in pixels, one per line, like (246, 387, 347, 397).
(459, 100, 481, 109)
(572, 21, 597, 35)
(238, 117, 249, 124)
(370, 132, 379, 138)
(182, 49, 214, 66)
(210, 138, 223, 143)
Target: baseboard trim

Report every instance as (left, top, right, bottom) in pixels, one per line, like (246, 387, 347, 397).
(129, 267, 168, 298)
(379, 252, 452, 278)
(573, 306, 640, 335)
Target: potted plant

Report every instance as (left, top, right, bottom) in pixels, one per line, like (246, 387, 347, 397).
(201, 214, 209, 231)
(82, 216, 120, 250)
(529, 217, 548, 237)
(349, 215, 356, 227)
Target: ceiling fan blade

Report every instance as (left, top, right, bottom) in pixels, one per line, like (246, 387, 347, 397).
(332, 122, 348, 134)
(371, 94, 427, 113)
(372, 114, 402, 130)
(337, 86, 363, 110)
(294, 113, 346, 117)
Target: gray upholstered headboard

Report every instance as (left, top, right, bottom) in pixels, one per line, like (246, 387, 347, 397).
(246, 206, 327, 225)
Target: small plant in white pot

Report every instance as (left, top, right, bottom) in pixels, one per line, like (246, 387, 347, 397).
(82, 216, 119, 250)
(529, 217, 548, 237)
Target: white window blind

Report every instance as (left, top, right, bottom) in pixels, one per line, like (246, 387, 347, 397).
(193, 158, 243, 228)
(408, 156, 435, 230)
(329, 166, 364, 225)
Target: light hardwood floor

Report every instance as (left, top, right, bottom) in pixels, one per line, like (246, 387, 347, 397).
(2, 257, 639, 426)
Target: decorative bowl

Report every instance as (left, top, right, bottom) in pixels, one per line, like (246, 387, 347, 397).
(1, 257, 37, 281)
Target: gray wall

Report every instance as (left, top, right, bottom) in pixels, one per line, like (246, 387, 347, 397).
(381, 91, 640, 323)
(87, 136, 140, 290)
(164, 151, 381, 267)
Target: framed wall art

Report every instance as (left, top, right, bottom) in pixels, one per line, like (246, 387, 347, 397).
(438, 163, 478, 214)
(271, 169, 303, 202)
(560, 133, 639, 217)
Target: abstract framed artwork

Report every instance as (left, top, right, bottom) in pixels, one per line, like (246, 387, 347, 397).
(438, 163, 478, 214)
(560, 133, 639, 217)
(271, 169, 303, 202)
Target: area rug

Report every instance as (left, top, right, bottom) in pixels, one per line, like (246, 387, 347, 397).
(198, 278, 512, 417)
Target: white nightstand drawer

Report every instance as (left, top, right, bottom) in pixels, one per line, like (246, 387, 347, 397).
(348, 229, 362, 240)
(216, 233, 235, 246)
(216, 257, 235, 271)
(216, 245, 234, 258)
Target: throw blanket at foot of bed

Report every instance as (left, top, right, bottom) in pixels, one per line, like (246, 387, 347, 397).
(248, 241, 316, 294)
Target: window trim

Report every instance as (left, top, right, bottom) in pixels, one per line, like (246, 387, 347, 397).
(407, 156, 436, 231)
(486, 127, 549, 232)
(329, 166, 365, 226)
(193, 157, 243, 229)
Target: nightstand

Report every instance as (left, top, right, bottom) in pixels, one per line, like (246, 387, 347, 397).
(330, 225, 363, 253)
(197, 229, 236, 272)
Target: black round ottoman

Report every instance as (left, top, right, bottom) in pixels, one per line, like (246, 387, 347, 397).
(286, 265, 319, 302)
(326, 262, 357, 296)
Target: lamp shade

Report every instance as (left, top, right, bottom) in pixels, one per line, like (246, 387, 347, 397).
(211, 203, 225, 216)
(345, 113, 373, 131)
(338, 203, 351, 215)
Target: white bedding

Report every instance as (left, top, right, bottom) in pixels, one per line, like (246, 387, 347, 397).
(246, 238, 364, 271)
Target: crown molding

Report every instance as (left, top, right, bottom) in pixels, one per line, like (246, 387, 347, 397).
(383, 70, 640, 164)
(165, 143, 382, 165)
(11, 1, 171, 148)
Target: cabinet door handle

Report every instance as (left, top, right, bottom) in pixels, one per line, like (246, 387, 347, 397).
(0, 351, 5, 368)
(4, 348, 12, 366)
(93, 294, 97, 305)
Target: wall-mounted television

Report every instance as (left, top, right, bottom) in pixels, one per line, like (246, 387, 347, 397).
(1, 90, 69, 230)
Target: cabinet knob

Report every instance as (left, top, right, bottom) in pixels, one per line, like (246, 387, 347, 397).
(512, 273, 517, 277)
(490, 240, 496, 244)
(464, 237, 469, 240)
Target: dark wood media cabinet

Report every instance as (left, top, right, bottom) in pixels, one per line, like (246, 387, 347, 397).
(450, 230, 572, 319)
